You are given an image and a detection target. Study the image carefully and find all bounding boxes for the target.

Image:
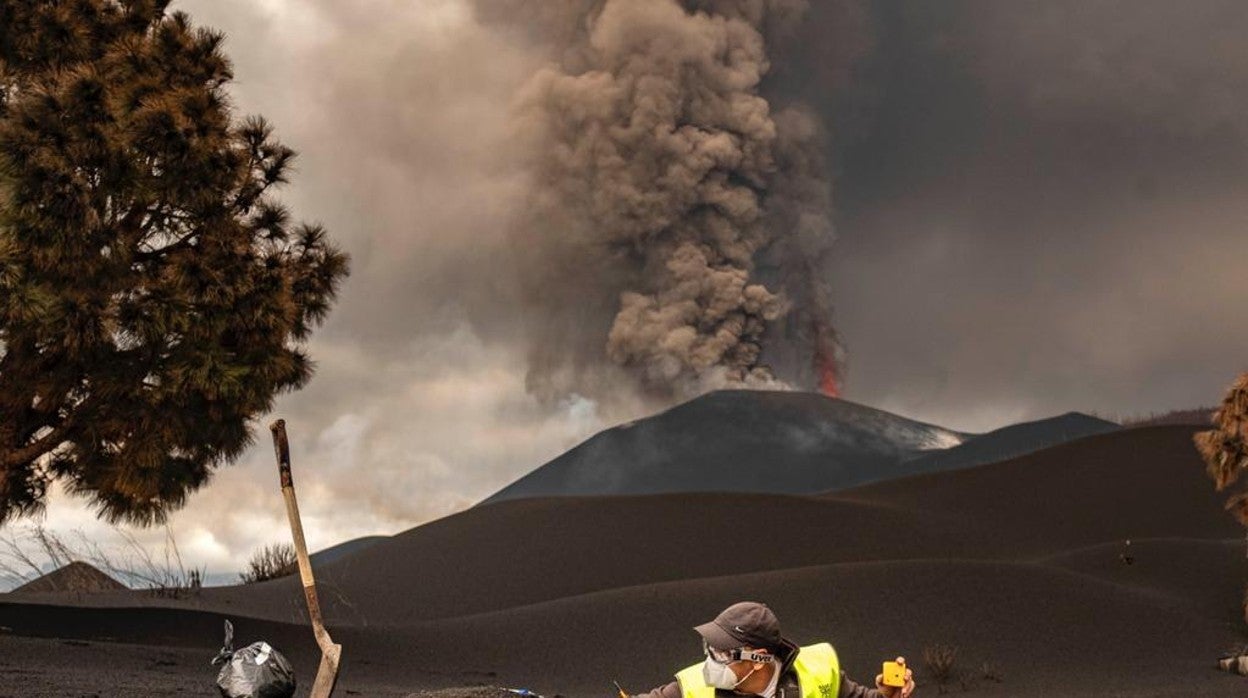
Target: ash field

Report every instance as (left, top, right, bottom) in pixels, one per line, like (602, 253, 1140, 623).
(1, 391, 1244, 697)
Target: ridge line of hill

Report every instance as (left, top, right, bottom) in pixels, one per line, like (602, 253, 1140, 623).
(0, 554, 1213, 632)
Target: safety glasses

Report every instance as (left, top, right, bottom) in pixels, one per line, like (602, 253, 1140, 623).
(703, 640, 772, 665)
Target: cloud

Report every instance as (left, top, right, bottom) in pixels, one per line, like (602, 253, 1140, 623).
(821, 0, 1248, 431)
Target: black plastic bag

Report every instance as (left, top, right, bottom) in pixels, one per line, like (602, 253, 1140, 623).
(211, 619, 297, 698)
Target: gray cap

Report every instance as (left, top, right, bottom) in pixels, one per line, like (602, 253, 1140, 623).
(694, 601, 785, 651)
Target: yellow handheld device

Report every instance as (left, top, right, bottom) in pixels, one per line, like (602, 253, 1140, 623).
(882, 661, 906, 688)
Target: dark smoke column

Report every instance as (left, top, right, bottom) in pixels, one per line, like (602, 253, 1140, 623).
(500, 0, 843, 403)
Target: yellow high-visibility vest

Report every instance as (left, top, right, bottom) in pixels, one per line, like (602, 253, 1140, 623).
(675, 643, 841, 698)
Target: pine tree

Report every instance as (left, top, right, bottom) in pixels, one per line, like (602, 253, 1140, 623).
(1193, 372, 1248, 624)
(0, 0, 349, 525)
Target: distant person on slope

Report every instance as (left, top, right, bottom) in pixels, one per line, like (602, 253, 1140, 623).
(630, 602, 915, 698)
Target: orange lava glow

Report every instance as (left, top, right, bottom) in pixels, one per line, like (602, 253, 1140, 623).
(816, 353, 840, 398)
(819, 370, 840, 397)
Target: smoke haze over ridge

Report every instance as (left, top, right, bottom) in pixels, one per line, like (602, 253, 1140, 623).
(9, 0, 1248, 583)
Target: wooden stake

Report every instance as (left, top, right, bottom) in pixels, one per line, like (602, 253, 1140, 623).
(271, 419, 342, 698)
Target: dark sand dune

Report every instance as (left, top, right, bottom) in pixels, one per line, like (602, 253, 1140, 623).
(4, 426, 1236, 625)
(1036, 538, 1247, 621)
(835, 426, 1235, 551)
(1, 425, 1245, 696)
(481, 391, 968, 504)
(309, 534, 390, 568)
(405, 558, 1246, 696)
(9, 493, 947, 624)
(189, 425, 1239, 625)
(892, 412, 1120, 479)
(2, 555, 1244, 697)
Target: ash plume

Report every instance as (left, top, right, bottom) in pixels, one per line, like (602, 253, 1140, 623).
(478, 0, 844, 405)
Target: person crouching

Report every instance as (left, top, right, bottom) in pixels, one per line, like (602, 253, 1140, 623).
(629, 602, 915, 698)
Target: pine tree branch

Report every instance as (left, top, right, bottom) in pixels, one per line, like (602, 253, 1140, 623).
(0, 422, 70, 470)
(134, 228, 200, 262)
(1, 380, 91, 471)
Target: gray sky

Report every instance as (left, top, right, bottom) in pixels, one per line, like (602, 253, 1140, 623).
(10, 0, 1248, 584)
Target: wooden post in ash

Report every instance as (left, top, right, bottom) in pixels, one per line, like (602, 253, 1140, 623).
(270, 419, 342, 698)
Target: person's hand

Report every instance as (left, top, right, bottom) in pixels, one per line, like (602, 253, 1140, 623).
(874, 656, 915, 698)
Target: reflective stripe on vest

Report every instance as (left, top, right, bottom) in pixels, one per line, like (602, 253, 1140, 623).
(675, 643, 841, 698)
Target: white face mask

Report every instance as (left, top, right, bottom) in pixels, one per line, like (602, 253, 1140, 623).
(703, 658, 760, 691)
